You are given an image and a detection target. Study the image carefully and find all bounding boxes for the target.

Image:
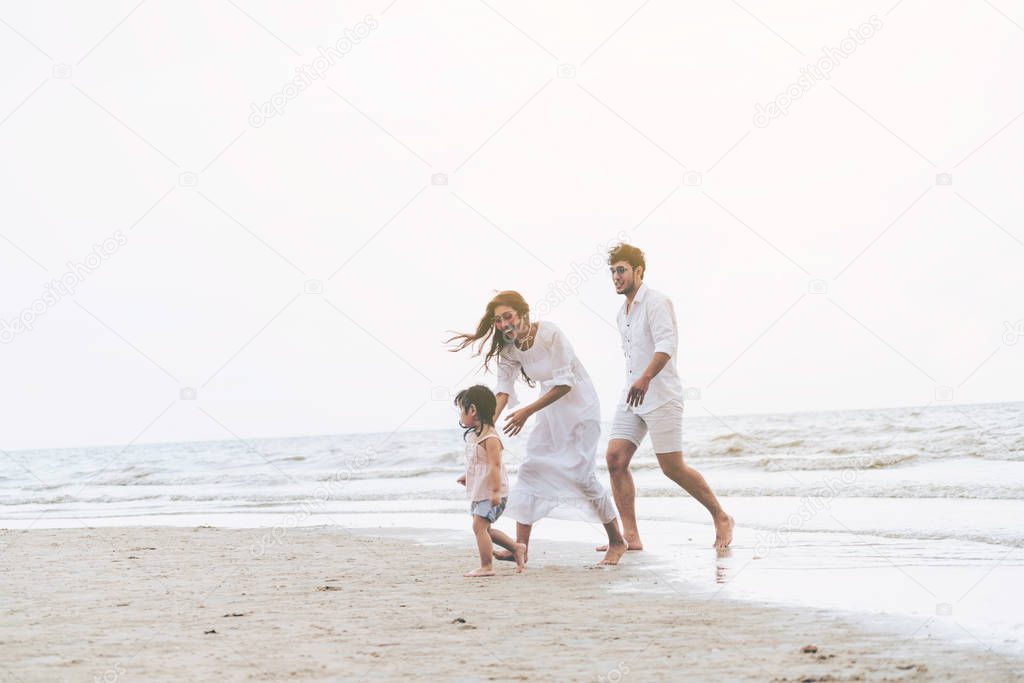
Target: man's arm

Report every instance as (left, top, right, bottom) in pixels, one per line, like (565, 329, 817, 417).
(627, 353, 669, 406)
(627, 296, 678, 407)
(642, 352, 671, 380)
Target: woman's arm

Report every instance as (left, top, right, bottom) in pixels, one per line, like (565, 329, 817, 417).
(503, 324, 578, 436)
(495, 392, 510, 421)
(494, 354, 520, 420)
(530, 384, 572, 412)
(503, 385, 571, 436)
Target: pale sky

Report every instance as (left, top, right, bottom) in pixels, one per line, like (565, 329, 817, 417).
(1, 0, 1022, 450)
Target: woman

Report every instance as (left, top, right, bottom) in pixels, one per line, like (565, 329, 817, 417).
(449, 291, 628, 565)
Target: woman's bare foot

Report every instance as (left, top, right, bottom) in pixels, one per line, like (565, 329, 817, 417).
(598, 540, 628, 565)
(496, 544, 529, 564)
(713, 514, 734, 549)
(512, 543, 527, 573)
(463, 567, 496, 578)
(596, 535, 642, 552)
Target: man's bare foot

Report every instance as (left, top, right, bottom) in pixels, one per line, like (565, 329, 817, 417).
(512, 543, 527, 573)
(714, 514, 734, 549)
(463, 567, 496, 578)
(598, 540, 628, 565)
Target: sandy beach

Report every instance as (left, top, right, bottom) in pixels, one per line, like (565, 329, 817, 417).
(1, 526, 1020, 682)
(4, 0, 1022, 680)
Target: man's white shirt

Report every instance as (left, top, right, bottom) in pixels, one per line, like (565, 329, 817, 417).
(616, 282, 684, 415)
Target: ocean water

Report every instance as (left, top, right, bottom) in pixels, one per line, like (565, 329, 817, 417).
(4, 401, 1023, 657)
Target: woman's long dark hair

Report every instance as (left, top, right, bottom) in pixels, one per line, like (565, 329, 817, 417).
(447, 290, 534, 386)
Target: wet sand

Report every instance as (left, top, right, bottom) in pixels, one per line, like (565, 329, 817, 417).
(0, 525, 1020, 681)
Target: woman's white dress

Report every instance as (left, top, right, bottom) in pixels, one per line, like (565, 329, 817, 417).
(495, 321, 618, 525)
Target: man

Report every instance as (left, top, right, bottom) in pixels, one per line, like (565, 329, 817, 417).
(598, 242, 733, 551)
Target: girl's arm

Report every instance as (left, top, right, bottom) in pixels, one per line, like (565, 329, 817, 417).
(484, 437, 503, 503)
(503, 385, 570, 437)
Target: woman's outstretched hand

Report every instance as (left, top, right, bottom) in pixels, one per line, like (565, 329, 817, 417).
(503, 407, 533, 436)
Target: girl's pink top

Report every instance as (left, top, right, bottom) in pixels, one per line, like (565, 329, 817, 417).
(464, 432, 509, 501)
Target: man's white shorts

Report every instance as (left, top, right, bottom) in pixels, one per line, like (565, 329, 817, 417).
(609, 399, 683, 453)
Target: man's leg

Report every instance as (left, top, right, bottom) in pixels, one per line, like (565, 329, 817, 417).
(656, 451, 733, 549)
(648, 400, 733, 549)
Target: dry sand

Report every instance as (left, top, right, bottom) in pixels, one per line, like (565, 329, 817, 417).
(1, 526, 1020, 682)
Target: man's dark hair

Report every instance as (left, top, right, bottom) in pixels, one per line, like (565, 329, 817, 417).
(607, 242, 646, 273)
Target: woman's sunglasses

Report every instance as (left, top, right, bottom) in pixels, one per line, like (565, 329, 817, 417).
(492, 311, 516, 326)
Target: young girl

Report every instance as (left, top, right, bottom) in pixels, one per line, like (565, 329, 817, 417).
(455, 384, 527, 577)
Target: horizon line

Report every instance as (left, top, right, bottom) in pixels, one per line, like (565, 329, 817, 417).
(6, 397, 1020, 455)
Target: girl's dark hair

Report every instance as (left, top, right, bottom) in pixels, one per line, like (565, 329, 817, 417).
(607, 242, 646, 273)
(446, 290, 534, 386)
(454, 385, 497, 438)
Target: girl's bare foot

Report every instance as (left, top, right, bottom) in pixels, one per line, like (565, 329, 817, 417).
(463, 567, 496, 578)
(598, 540, 628, 565)
(714, 514, 734, 549)
(512, 543, 527, 573)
